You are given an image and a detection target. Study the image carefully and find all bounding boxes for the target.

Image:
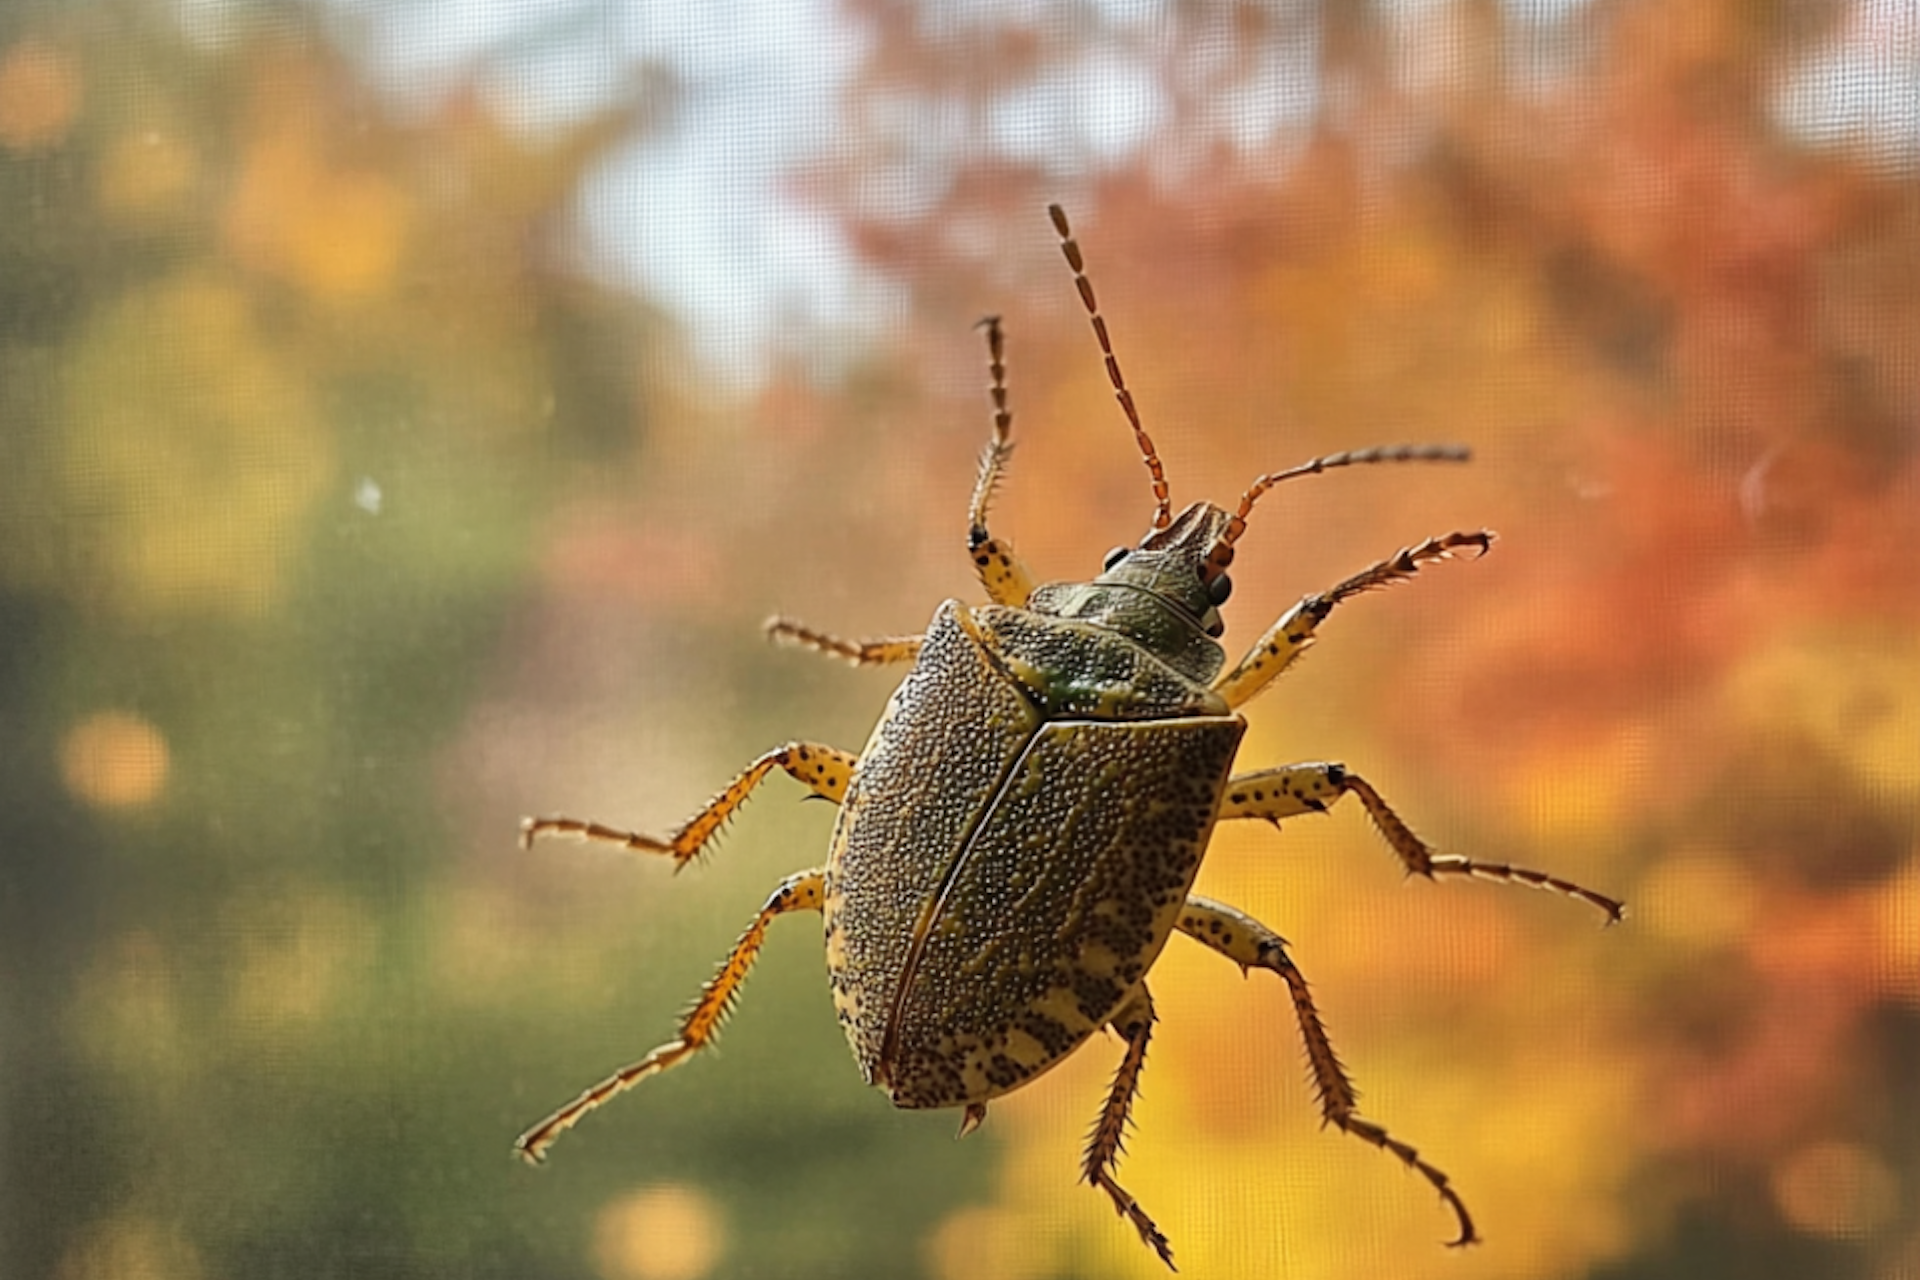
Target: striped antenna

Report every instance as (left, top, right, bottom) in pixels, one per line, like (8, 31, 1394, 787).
(1049, 204, 1172, 531)
(966, 315, 1013, 547)
(1202, 444, 1473, 580)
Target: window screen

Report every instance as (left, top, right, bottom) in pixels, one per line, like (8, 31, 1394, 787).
(4, 2, 1916, 1278)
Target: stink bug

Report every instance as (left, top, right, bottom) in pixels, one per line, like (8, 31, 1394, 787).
(515, 205, 1623, 1268)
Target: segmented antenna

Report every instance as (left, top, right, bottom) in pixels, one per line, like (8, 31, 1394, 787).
(1049, 204, 1172, 531)
(1202, 444, 1473, 580)
(966, 316, 1013, 547)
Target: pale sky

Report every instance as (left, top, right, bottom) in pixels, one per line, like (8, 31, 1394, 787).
(233, 0, 1916, 385)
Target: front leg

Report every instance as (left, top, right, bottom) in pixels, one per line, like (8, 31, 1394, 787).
(521, 741, 859, 870)
(965, 316, 1038, 606)
(1213, 531, 1492, 709)
(765, 617, 923, 667)
(1219, 762, 1625, 922)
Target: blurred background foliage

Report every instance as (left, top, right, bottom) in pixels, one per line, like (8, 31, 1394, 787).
(1, 1, 1916, 1278)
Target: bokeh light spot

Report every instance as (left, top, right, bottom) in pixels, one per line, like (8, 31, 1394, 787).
(225, 892, 379, 1035)
(925, 1204, 1045, 1280)
(1770, 1139, 1897, 1238)
(592, 1184, 725, 1280)
(56, 1214, 203, 1280)
(1878, 857, 1920, 1005)
(60, 711, 170, 809)
(0, 38, 81, 153)
(225, 117, 410, 302)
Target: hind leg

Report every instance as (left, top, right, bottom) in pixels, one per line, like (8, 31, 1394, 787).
(1082, 984, 1175, 1269)
(1176, 896, 1479, 1247)
(515, 868, 825, 1162)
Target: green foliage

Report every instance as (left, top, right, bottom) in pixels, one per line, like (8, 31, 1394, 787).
(0, 7, 985, 1280)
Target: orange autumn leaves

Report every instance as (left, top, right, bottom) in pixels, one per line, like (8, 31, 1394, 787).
(797, 3, 1919, 1277)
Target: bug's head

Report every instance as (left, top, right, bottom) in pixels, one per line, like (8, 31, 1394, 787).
(1026, 502, 1233, 683)
(1092, 502, 1235, 636)
(1029, 207, 1478, 680)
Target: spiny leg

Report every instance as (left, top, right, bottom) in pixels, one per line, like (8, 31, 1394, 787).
(1049, 204, 1172, 531)
(1212, 530, 1493, 710)
(966, 315, 1037, 606)
(765, 616, 923, 667)
(1083, 985, 1175, 1269)
(1219, 763, 1625, 923)
(515, 868, 825, 1163)
(521, 742, 858, 870)
(1176, 896, 1478, 1248)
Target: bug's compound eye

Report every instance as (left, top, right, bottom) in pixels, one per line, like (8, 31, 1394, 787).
(1102, 546, 1130, 571)
(1204, 616, 1225, 638)
(1207, 571, 1233, 607)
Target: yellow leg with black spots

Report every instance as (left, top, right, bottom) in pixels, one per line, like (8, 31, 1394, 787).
(1176, 896, 1479, 1249)
(1218, 761, 1352, 823)
(1082, 985, 1175, 1270)
(520, 742, 858, 870)
(969, 534, 1035, 608)
(1219, 762, 1625, 922)
(764, 616, 923, 667)
(966, 315, 1038, 606)
(514, 868, 825, 1163)
(1213, 530, 1494, 710)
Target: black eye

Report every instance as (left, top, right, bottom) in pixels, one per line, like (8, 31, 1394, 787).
(1102, 546, 1130, 571)
(1207, 572, 1233, 606)
(1205, 618, 1225, 638)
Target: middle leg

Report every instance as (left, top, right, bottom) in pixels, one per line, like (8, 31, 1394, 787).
(522, 741, 859, 869)
(1218, 762, 1625, 922)
(1212, 531, 1493, 710)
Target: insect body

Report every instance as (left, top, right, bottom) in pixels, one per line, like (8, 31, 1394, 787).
(516, 206, 1623, 1268)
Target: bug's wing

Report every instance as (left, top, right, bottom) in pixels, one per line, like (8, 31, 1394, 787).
(885, 713, 1244, 1109)
(824, 600, 1042, 1085)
